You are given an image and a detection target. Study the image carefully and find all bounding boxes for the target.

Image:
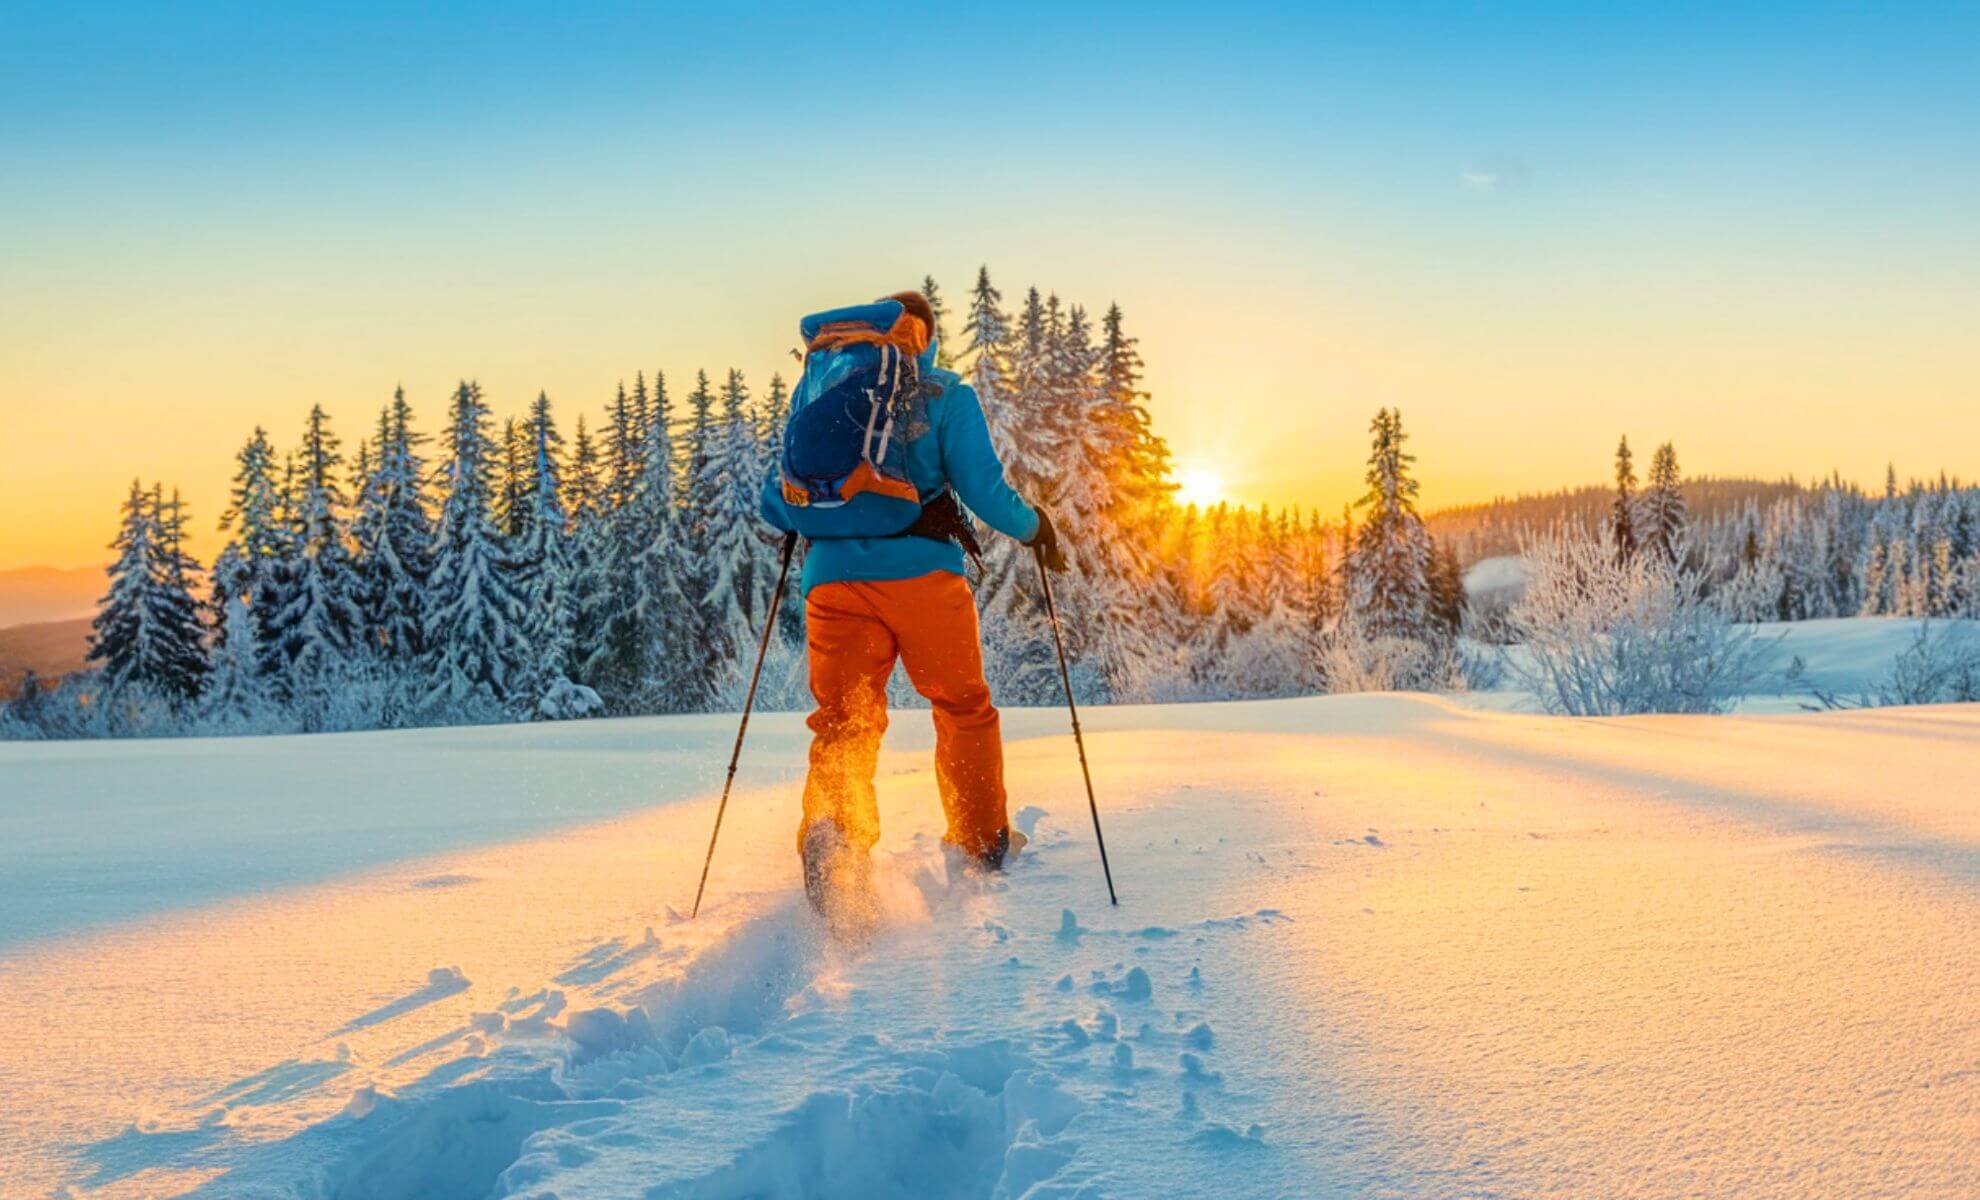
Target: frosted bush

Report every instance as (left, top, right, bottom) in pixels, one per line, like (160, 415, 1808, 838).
(1713, 557, 1788, 623)
(1803, 620, 1980, 709)
(1876, 621, 1980, 704)
(1504, 527, 1776, 715)
(1219, 606, 1324, 698)
(1317, 612, 1462, 694)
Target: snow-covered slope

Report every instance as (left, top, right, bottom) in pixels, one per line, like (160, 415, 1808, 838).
(2, 694, 1977, 1198)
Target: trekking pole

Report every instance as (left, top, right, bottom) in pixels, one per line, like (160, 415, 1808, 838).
(1035, 543, 1118, 906)
(691, 530, 798, 919)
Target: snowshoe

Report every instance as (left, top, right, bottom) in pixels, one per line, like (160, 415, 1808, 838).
(801, 820, 877, 943)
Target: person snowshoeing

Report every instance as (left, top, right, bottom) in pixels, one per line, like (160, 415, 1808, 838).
(760, 290, 1066, 930)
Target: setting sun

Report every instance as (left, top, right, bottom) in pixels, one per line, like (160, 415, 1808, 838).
(1173, 465, 1227, 510)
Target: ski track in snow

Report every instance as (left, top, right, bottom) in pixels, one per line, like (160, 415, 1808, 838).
(2, 688, 1978, 1198)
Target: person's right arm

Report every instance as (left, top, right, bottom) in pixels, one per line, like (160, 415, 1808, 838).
(938, 384, 1040, 543)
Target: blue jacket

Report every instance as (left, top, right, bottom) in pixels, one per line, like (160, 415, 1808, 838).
(759, 344, 1039, 596)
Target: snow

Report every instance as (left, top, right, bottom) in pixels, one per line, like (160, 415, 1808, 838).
(2, 664, 1977, 1196)
(1461, 554, 1526, 597)
(1742, 616, 1947, 701)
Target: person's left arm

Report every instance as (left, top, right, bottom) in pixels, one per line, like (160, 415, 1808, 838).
(758, 464, 794, 533)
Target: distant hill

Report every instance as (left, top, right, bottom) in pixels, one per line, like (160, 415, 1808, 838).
(0, 565, 103, 627)
(0, 617, 92, 699)
(1426, 477, 1807, 565)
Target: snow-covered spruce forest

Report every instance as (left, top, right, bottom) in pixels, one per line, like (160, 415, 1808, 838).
(9, 268, 1980, 740)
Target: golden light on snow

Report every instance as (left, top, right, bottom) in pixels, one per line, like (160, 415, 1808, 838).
(3, 702, 1979, 1193)
(1172, 465, 1227, 510)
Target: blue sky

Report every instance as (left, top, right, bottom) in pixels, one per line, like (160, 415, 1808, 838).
(2, 1, 1978, 564)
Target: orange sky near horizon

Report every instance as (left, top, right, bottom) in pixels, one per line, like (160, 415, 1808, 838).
(4, 252, 1976, 572)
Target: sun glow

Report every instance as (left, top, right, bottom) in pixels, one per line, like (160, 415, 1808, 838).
(1173, 465, 1227, 510)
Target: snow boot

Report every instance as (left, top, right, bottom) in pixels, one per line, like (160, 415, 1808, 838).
(801, 820, 876, 943)
(942, 826, 1027, 887)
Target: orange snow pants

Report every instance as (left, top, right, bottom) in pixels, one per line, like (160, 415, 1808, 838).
(799, 571, 1008, 861)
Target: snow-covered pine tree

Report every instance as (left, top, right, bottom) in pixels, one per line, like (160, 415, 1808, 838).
(673, 370, 720, 662)
(496, 416, 529, 540)
(583, 375, 660, 706)
(352, 388, 434, 664)
(962, 267, 1012, 415)
(1074, 301, 1187, 700)
(88, 481, 207, 705)
(975, 287, 1075, 699)
(974, 287, 1056, 620)
(1857, 466, 1902, 615)
(510, 391, 596, 716)
(1041, 304, 1101, 556)
(264, 448, 305, 654)
(1919, 488, 1955, 617)
(1109, 302, 1189, 678)
(1611, 435, 1639, 562)
(560, 411, 610, 692)
(1233, 509, 1306, 683)
(920, 274, 956, 369)
(681, 369, 717, 515)
(1295, 508, 1335, 633)
(351, 438, 372, 508)
(265, 406, 363, 710)
(151, 488, 211, 702)
(1336, 503, 1357, 621)
(629, 372, 653, 472)
(1347, 408, 1434, 640)
(1427, 539, 1465, 634)
(1637, 442, 1688, 564)
(87, 480, 158, 698)
(957, 269, 1038, 640)
(201, 581, 270, 726)
(757, 371, 789, 466)
(564, 414, 603, 523)
(1823, 478, 1868, 615)
(696, 369, 772, 699)
(1033, 302, 1127, 693)
(1099, 303, 1173, 526)
(1892, 537, 1926, 617)
(214, 427, 285, 659)
(423, 381, 529, 715)
(1260, 506, 1295, 615)
(1189, 503, 1269, 695)
(998, 286, 1058, 496)
(1036, 292, 1073, 484)
(1775, 495, 1833, 620)
(603, 382, 638, 515)
(627, 370, 697, 710)
(755, 371, 805, 650)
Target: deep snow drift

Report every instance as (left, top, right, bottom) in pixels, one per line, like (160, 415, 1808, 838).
(2, 667, 1977, 1196)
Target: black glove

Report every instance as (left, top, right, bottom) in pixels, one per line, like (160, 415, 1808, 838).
(1027, 508, 1069, 573)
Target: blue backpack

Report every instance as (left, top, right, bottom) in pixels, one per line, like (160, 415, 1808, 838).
(777, 299, 934, 539)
